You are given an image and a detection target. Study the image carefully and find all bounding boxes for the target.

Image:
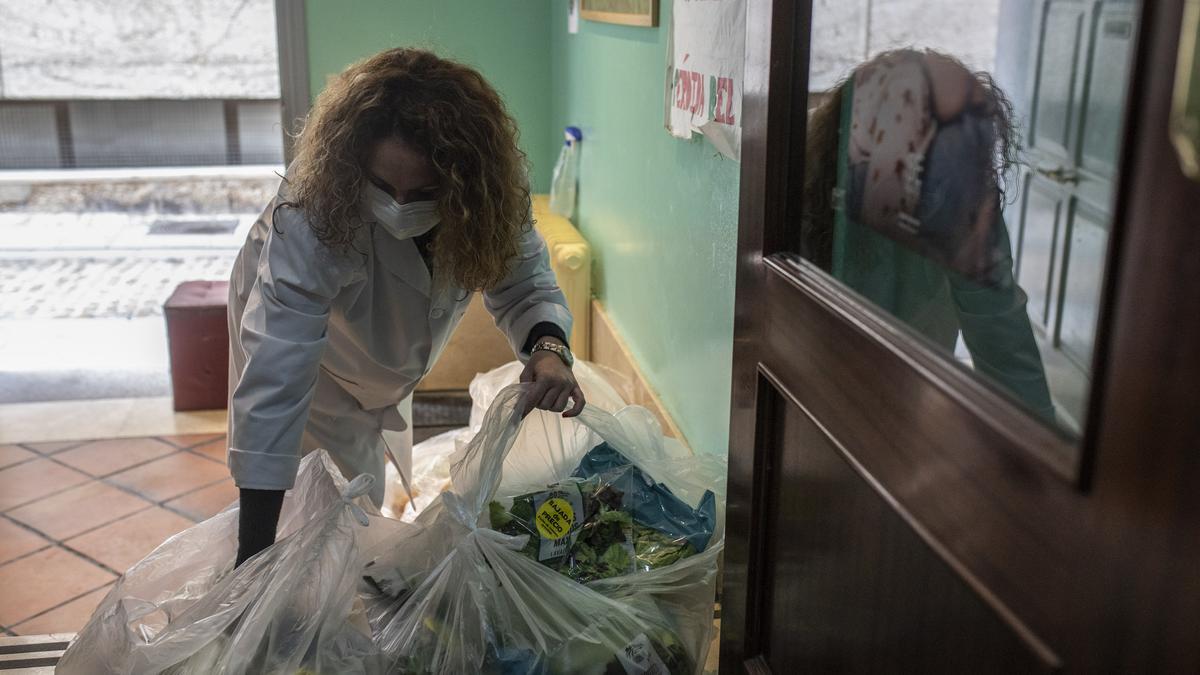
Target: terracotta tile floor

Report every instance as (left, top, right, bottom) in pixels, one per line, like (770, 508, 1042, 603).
(0, 433, 234, 636)
(0, 403, 468, 638)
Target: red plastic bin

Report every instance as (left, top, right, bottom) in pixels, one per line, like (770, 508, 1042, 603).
(163, 280, 230, 411)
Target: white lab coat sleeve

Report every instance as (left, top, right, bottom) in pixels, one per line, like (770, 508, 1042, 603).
(483, 224, 573, 360)
(228, 208, 352, 491)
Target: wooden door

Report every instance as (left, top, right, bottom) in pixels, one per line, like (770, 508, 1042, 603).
(721, 0, 1200, 672)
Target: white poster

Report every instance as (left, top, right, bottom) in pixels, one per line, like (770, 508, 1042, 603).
(665, 0, 746, 160)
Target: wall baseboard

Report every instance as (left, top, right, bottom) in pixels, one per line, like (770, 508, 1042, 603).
(589, 300, 689, 448)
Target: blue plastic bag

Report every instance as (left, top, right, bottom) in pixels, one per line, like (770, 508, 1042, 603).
(571, 442, 717, 553)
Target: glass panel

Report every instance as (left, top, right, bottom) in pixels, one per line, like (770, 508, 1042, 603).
(800, 0, 1143, 438)
(1059, 203, 1107, 368)
(69, 100, 227, 168)
(1017, 181, 1061, 329)
(0, 104, 61, 169)
(236, 101, 286, 165)
(1080, 5, 1137, 178)
(1031, 3, 1087, 159)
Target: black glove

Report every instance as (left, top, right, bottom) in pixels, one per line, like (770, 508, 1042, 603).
(235, 488, 284, 567)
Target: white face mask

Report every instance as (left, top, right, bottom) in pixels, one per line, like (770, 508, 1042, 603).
(360, 181, 440, 240)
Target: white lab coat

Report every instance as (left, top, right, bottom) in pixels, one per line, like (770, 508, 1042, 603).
(226, 180, 571, 505)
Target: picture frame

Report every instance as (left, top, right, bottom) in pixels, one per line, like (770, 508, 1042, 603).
(580, 0, 659, 27)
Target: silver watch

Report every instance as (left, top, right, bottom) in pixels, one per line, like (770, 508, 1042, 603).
(532, 340, 574, 367)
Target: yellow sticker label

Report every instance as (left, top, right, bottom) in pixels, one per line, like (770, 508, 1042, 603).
(535, 497, 575, 540)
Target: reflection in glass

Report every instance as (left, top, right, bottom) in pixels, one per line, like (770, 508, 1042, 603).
(800, 1, 1141, 437)
(802, 50, 1056, 423)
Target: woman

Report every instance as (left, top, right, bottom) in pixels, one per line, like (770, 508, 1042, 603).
(227, 48, 583, 565)
(802, 49, 1056, 422)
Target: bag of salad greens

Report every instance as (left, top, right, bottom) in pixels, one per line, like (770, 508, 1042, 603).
(363, 384, 723, 674)
(488, 441, 717, 583)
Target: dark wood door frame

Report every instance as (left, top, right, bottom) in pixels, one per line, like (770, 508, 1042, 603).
(721, 0, 807, 661)
(722, 0, 1200, 670)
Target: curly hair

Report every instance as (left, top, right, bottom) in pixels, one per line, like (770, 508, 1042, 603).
(801, 49, 1021, 270)
(287, 48, 531, 291)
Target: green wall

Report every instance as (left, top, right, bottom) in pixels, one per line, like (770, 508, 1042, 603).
(304, 0, 555, 191)
(549, 1, 739, 455)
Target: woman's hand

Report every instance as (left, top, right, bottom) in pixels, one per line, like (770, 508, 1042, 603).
(519, 343, 585, 417)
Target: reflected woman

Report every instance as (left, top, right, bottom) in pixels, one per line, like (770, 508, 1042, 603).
(802, 49, 1056, 422)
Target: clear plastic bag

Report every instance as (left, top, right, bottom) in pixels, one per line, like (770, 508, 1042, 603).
(586, 545, 723, 672)
(383, 360, 637, 524)
(383, 428, 467, 522)
(467, 360, 633, 429)
(58, 451, 383, 675)
(467, 360, 644, 498)
(373, 525, 697, 674)
(365, 384, 724, 674)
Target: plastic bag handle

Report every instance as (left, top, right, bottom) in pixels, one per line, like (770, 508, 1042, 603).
(452, 383, 651, 524)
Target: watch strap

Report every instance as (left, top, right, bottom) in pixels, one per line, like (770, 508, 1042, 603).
(532, 340, 574, 367)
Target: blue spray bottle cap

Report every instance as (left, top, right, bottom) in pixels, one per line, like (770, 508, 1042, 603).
(564, 126, 583, 145)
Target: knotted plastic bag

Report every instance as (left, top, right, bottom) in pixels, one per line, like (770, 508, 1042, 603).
(58, 450, 381, 675)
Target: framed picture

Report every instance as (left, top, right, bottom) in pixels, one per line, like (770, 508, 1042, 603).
(580, 0, 659, 27)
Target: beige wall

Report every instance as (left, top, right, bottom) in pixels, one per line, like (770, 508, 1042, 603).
(417, 199, 685, 449)
(589, 300, 686, 445)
